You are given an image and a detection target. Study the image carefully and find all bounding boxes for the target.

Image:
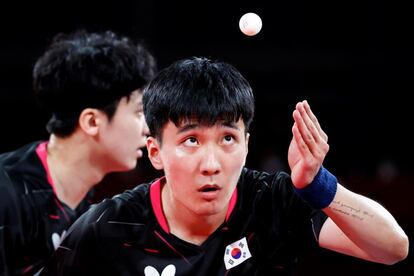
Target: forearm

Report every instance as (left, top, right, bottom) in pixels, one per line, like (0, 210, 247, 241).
(323, 183, 409, 264)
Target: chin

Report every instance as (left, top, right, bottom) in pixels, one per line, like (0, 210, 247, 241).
(126, 161, 138, 170)
(117, 160, 137, 172)
(195, 204, 224, 217)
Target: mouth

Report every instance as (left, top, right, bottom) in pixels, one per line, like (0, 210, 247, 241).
(198, 184, 221, 194)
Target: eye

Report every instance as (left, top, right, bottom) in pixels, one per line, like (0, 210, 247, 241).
(183, 137, 198, 147)
(135, 108, 144, 116)
(222, 135, 235, 145)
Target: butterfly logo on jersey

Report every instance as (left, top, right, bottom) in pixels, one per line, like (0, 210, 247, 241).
(51, 230, 67, 250)
(224, 237, 252, 270)
(144, 264, 176, 276)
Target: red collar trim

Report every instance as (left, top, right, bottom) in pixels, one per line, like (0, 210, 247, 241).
(150, 177, 169, 233)
(150, 178, 238, 234)
(226, 187, 238, 221)
(35, 142, 57, 195)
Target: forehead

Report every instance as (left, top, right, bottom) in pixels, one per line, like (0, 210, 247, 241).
(172, 118, 246, 133)
(114, 90, 143, 115)
(129, 89, 143, 103)
(118, 90, 143, 109)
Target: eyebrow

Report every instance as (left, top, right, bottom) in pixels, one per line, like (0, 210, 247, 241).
(176, 121, 240, 134)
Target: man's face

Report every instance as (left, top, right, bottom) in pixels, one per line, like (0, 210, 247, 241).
(98, 90, 149, 171)
(147, 119, 249, 218)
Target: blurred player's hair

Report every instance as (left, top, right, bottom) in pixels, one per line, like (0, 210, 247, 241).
(33, 30, 156, 137)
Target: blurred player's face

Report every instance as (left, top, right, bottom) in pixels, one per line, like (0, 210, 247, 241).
(98, 90, 149, 171)
(148, 119, 249, 219)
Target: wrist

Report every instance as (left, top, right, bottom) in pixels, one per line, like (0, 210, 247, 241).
(293, 166, 337, 209)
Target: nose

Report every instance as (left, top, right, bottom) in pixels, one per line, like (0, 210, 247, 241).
(142, 119, 150, 137)
(200, 147, 221, 176)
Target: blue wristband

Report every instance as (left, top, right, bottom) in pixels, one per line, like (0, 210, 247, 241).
(294, 166, 337, 209)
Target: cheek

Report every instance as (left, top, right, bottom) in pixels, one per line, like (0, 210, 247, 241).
(161, 149, 197, 185)
(163, 148, 190, 172)
(228, 148, 248, 167)
(118, 117, 142, 140)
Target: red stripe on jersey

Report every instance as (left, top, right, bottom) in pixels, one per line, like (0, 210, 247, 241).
(154, 230, 190, 265)
(35, 142, 57, 195)
(225, 188, 238, 221)
(150, 178, 170, 233)
(49, 214, 60, 220)
(144, 248, 160, 253)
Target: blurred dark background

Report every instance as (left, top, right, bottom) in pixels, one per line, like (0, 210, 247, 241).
(0, 0, 412, 274)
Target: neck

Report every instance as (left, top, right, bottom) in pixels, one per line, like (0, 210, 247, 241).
(161, 183, 227, 245)
(47, 134, 105, 209)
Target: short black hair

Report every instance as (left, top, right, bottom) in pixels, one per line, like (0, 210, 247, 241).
(33, 30, 156, 137)
(143, 57, 254, 142)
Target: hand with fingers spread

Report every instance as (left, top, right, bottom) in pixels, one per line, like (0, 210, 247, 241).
(288, 100, 329, 189)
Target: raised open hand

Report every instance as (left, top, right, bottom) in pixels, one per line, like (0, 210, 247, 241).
(288, 100, 329, 188)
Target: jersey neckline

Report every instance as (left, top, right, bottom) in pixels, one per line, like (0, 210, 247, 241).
(149, 177, 238, 234)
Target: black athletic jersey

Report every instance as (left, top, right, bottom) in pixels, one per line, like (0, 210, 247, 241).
(0, 141, 92, 275)
(41, 168, 328, 276)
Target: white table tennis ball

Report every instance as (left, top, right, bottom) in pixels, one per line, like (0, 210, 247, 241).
(239, 12, 262, 36)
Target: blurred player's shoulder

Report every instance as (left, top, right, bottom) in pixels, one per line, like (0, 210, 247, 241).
(0, 141, 43, 168)
(83, 182, 154, 225)
(0, 141, 48, 197)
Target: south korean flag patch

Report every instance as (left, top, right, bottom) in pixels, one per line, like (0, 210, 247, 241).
(224, 237, 252, 270)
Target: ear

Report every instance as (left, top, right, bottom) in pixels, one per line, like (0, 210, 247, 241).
(242, 132, 250, 166)
(78, 108, 101, 136)
(245, 132, 250, 154)
(146, 136, 164, 170)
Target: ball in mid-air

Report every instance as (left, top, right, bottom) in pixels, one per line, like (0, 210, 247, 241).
(239, 12, 262, 36)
